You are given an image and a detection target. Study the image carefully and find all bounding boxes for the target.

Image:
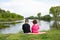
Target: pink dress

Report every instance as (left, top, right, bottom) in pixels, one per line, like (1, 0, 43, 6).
(32, 24, 39, 33)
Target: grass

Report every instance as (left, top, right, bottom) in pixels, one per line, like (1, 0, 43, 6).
(0, 24, 9, 29)
(0, 30, 60, 40)
(0, 22, 21, 29)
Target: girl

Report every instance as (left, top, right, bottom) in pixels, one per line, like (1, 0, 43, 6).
(32, 19, 39, 33)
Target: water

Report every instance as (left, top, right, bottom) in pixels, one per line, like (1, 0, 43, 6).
(0, 19, 51, 34)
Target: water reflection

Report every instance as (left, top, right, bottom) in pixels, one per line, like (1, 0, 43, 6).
(0, 20, 51, 34)
(50, 21, 60, 29)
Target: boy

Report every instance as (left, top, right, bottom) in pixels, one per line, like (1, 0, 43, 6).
(22, 19, 31, 33)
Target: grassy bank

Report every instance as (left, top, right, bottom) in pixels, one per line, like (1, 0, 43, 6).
(0, 24, 9, 29)
(0, 22, 22, 29)
(0, 30, 60, 40)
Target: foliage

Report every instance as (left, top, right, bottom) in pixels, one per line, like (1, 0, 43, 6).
(50, 6, 60, 20)
(26, 13, 51, 21)
(37, 12, 41, 20)
(26, 16, 38, 19)
(50, 6, 60, 29)
(41, 15, 51, 21)
(0, 8, 24, 21)
(0, 23, 9, 29)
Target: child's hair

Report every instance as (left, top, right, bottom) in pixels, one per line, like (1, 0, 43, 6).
(33, 19, 37, 24)
(25, 19, 29, 22)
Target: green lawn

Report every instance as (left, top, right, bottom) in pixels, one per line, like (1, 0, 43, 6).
(0, 30, 60, 40)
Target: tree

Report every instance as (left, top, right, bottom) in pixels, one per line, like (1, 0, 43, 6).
(50, 6, 60, 20)
(41, 15, 51, 21)
(37, 12, 41, 20)
(0, 8, 24, 21)
(50, 6, 60, 29)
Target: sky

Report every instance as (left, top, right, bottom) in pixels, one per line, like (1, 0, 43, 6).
(0, 0, 60, 17)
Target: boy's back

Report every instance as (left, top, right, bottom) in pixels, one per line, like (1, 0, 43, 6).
(22, 24, 31, 33)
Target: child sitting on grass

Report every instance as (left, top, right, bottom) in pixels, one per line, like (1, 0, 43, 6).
(31, 19, 39, 33)
(22, 19, 31, 33)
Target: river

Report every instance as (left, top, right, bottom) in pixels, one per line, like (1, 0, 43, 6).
(0, 19, 53, 34)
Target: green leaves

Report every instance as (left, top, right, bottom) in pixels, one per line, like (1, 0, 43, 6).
(37, 12, 41, 20)
(0, 8, 24, 21)
(50, 6, 60, 17)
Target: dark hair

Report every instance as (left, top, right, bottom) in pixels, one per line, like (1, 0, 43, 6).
(33, 19, 37, 24)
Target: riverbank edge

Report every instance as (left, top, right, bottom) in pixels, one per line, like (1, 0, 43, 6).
(0, 21, 22, 29)
(0, 30, 60, 40)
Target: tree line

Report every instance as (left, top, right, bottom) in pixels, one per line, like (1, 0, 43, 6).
(0, 8, 24, 21)
(26, 13, 51, 21)
(26, 6, 60, 21)
(26, 6, 60, 29)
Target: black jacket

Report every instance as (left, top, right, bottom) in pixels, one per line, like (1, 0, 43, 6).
(22, 24, 31, 33)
